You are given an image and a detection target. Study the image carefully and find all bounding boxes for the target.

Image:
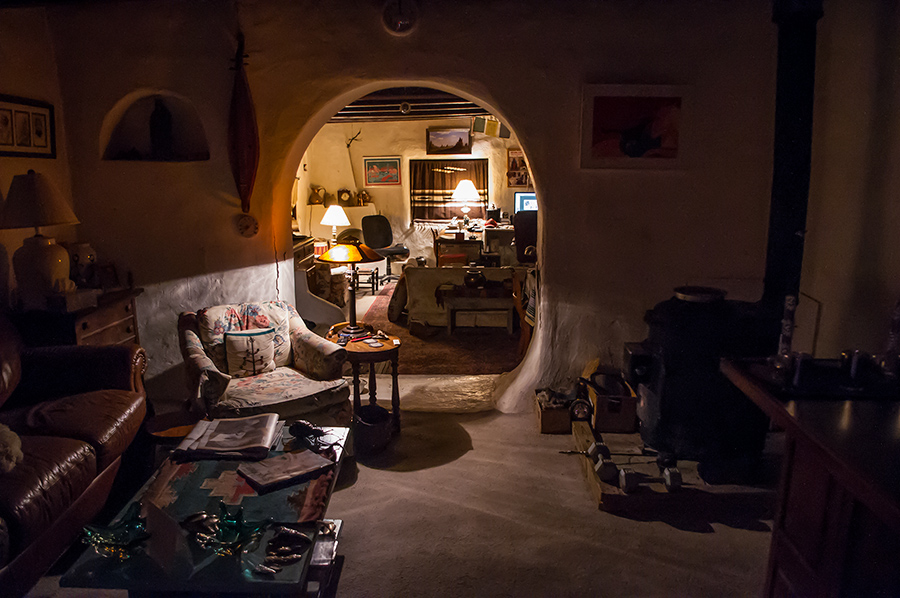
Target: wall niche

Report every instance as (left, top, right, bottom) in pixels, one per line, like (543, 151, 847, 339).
(103, 93, 209, 161)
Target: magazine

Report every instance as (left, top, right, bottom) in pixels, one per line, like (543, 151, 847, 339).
(236, 449, 334, 493)
(171, 413, 284, 461)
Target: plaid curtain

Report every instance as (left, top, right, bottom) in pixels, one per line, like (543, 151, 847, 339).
(410, 158, 488, 222)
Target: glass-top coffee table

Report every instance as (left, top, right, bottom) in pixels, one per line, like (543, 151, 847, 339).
(60, 426, 349, 597)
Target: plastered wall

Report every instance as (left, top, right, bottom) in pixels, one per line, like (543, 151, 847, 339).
(17, 0, 892, 413)
(299, 118, 527, 231)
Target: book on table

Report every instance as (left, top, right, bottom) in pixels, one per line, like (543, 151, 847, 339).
(172, 413, 284, 461)
(236, 449, 335, 493)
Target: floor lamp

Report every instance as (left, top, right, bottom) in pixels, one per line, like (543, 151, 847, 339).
(317, 240, 382, 337)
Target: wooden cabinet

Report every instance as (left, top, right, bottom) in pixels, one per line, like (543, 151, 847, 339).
(722, 360, 900, 597)
(13, 288, 143, 347)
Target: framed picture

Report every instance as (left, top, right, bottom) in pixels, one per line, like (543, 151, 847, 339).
(364, 156, 401, 186)
(426, 127, 472, 155)
(0, 94, 55, 158)
(507, 149, 530, 187)
(580, 84, 686, 169)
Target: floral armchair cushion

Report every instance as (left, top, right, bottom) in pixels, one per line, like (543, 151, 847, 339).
(178, 301, 348, 417)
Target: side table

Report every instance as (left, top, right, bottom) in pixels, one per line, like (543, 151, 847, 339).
(326, 327, 402, 433)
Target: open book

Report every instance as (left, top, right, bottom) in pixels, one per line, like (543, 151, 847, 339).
(172, 413, 284, 461)
(237, 449, 334, 493)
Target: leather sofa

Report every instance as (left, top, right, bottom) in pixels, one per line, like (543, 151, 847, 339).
(0, 314, 147, 597)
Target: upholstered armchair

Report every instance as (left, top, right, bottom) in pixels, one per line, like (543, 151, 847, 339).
(177, 301, 351, 423)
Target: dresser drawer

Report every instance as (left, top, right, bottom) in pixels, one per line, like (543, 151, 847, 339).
(75, 298, 138, 345)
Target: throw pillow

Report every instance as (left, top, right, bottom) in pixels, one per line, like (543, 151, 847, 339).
(0, 423, 23, 474)
(225, 328, 277, 378)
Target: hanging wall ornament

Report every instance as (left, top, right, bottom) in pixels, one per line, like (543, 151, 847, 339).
(228, 31, 260, 214)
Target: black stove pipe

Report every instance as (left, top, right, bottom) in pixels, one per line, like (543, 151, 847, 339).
(760, 0, 824, 325)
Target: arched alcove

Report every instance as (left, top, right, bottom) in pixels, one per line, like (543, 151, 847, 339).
(101, 91, 210, 161)
(276, 81, 544, 409)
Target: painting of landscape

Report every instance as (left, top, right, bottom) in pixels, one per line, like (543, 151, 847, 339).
(426, 127, 472, 155)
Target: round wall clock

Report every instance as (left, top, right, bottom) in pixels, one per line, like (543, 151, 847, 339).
(236, 213, 259, 237)
(382, 0, 418, 36)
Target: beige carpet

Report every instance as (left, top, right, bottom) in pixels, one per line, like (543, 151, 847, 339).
(29, 376, 775, 597)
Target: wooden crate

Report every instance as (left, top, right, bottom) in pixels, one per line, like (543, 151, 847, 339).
(535, 394, 571, 434)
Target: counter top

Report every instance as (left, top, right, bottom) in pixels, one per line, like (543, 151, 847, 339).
(722, 358, 900, 532)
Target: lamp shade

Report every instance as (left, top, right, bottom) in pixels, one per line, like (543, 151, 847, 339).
(451, 179, 480, 203)
(0, 169, 79, 231)
(319, 204, 350, 227)
(317, 241, 382, 265)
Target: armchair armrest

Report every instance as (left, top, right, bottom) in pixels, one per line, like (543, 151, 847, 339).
(290, 325, 346, 380)
(178, 313, 231, 415)
(9, 344, 147, 408)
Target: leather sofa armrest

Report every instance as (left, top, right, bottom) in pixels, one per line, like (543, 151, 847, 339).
(0, 512, 8, 569)
(8, 345, 147, 408)
(290, 323, 346, 381)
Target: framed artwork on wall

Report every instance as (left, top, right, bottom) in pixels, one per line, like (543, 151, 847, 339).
(507, 149, 530, 187)
(426, 127, 472, 155)
(364, 156, 401, 186)
(0, 94, 56, 158)
(580, 84, 686, 169)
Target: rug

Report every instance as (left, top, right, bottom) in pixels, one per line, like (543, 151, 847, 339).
(362, 283, 521, 375)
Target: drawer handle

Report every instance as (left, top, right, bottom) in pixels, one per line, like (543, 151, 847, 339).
(81, 322, 89, 331)
(124, 304, 131, 313)
(126, 325, 133, 334)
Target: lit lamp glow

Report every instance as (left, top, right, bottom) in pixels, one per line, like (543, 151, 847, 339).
(317, 241, 382, 337)
(452, 179, 480, 226)
(320, 204, 350, 244)
(0, 170, 79, 306)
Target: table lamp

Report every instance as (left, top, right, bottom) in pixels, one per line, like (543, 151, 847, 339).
(452, 179, 479, 227)
(320, 204, 350, 244)
(317, 241, 382, 337)
(0, 170, 79, 304)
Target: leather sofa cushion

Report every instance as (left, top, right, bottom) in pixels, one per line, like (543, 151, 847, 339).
(0, 435, 96, 556)
(0, 390, 145, 471)
(0, 315, 22, 410)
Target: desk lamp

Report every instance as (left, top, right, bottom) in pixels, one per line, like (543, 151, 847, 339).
(0, 170, 79, 305)
(320, 204, 350, 245)
(452, 179, 479, 227)
(317, 241, 381, 337)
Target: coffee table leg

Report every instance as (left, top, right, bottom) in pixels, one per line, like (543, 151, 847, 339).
(352, 360, 362, 413)
(369, 362, 377, 406)
(391, 354, 400, 433)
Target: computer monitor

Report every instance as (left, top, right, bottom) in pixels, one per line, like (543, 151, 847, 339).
(515, 192, 537, 213)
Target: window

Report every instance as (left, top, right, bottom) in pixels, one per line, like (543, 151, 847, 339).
(410, 158, 488, 221)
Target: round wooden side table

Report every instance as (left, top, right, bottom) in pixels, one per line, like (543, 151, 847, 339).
(326, 327, 402, 433)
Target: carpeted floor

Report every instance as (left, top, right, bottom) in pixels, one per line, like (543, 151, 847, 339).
(362, 283, 521, 375)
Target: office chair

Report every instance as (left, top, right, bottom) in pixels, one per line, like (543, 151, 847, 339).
(513, 210, 538, 264)
(362, 214, 409, 282)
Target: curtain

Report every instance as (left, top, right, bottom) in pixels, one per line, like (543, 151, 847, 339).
(410, 158, 488, 221)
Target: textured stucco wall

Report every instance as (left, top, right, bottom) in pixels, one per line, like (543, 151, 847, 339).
(302, 118, 526, 227)
(3, 0, 790, 413)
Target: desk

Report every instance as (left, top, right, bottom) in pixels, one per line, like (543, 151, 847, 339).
(326, 328, 402, 433)
(722, 359, 900, 597)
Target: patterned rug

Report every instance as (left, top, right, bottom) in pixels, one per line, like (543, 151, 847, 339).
(362, 283, 522, 375)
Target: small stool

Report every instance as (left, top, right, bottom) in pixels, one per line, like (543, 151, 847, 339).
(356, 267, 379, 294)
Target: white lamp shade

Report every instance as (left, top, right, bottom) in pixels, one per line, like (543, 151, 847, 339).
(451, 179, 480, 203)
(320, 204, 350, 227)
(0, 169, 79, 231)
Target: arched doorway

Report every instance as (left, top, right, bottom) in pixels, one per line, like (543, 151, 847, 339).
(283, 85, 539, 380)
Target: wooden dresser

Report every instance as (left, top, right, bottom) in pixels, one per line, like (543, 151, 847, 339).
(13, 288, 143, 347)
(722, 359, 900, 597)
